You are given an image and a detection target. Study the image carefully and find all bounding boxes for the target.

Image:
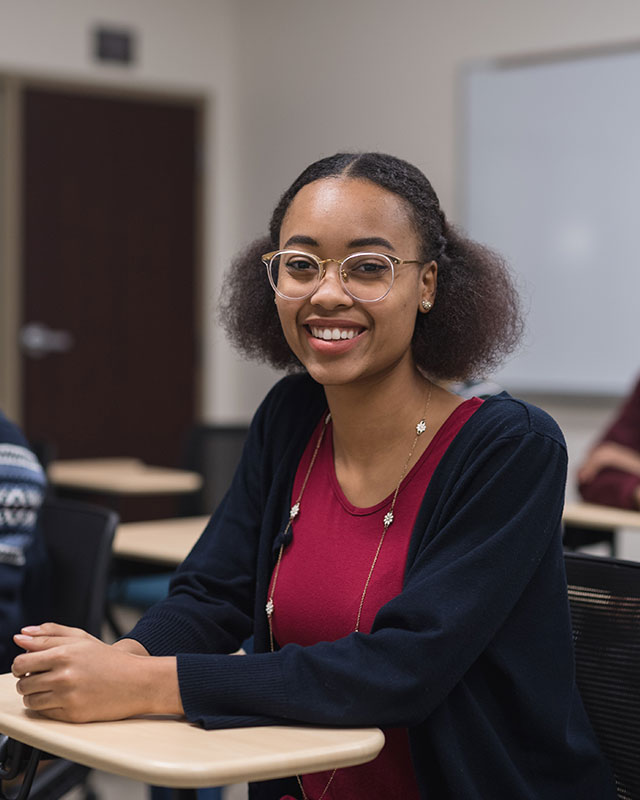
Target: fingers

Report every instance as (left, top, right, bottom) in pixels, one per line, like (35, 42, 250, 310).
(14, 655, 87, 721)
(13, 626, 94, 655)
(34, 707, 75, 722)
(12, 647, 62, 677)
(16, 681, 83, 723)
(17, 687, 59, 711)
(14, 633, 65, 653)
(20, 623, 90, 639)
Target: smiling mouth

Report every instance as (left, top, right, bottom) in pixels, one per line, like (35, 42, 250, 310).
(308, 326, 364, 341)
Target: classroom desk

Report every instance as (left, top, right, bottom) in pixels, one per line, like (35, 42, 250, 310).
(47, 458, 202, 496)
(113, 505, 640, 571)
(562, 501, 640, 532)
(113, 515, 209, 566)
(0, 673, 384, 790)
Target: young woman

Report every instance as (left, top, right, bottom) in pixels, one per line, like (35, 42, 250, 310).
(13, 153, 615, 799)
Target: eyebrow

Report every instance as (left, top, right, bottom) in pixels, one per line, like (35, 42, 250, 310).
(282, 234, 397, 252)
(283, 235, 319, 248)
(349, 237, 396, 252)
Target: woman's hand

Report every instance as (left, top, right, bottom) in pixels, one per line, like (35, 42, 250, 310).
(12, 623, 183, 722)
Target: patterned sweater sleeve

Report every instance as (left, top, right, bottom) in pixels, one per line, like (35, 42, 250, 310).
(0, 413, 47, 670)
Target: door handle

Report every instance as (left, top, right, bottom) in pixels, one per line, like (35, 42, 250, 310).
(20, 322, 75, 359)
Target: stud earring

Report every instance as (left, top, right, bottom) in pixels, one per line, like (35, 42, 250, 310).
(421, 300, 432, 311)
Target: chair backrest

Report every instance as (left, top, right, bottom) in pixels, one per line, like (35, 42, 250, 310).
(181, 423, 249, 516)
(40, 498, 119, 637)
(565, 551, 640, 800)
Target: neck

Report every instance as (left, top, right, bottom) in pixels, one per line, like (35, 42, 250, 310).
(323, 364, 431, 466)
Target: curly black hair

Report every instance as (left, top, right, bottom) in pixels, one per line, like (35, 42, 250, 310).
(219, 152, 523, 381)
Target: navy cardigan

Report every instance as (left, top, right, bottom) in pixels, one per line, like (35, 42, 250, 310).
(128, 374, 615, 799)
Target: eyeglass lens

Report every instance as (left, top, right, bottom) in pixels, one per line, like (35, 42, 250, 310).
(268, 251, 394, 302)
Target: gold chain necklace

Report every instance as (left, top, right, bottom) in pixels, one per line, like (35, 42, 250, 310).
(266, 382, 433, 800)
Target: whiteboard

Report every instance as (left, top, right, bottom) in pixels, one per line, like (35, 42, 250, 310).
(462, 48, 640, 395)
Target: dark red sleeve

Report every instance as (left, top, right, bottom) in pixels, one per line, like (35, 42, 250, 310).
(578, 375, 640, 509)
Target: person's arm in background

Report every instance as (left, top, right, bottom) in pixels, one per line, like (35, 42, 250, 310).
(0, 411, 47, 672)
(578, 376, 640, 510)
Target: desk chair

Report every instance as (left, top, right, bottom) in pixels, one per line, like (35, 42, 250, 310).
(564, 524, 616, 556)
(110, 425, 250, 620)
(1, 498, 119, 800)
(565, 552, 640, 799)
(179, 424, 249, 517)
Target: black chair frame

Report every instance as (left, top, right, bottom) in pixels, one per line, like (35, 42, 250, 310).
(0, 498, 118, 800)
(566, 551, 640, 799)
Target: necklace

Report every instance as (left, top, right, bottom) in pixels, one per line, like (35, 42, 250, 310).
(266, 381, 433, 800)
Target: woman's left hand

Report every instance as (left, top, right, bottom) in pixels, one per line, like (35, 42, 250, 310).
(12, 623, 183, 722)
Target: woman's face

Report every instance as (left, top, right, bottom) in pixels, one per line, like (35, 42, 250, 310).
(275, 177, 436, 388)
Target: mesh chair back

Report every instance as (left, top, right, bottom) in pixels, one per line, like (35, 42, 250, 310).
(40, 498, 119, 637)
(181, 424, 249, 516)
(565, 552, 640, 800)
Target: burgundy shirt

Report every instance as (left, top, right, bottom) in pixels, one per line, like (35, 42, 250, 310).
(579, 374, 640, 510)
(270, 397, 482, 800)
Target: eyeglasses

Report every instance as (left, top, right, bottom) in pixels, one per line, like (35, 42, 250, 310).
(262, 249, 423, 303)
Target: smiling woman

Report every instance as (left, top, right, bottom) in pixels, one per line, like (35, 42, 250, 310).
(220, 153, 522, 380)
(12, 153, 616, 800)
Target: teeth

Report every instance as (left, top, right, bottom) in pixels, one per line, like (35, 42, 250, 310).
(311, 326, 359, 341)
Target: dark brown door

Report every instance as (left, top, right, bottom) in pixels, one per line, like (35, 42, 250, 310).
(20, 87, 200, 468)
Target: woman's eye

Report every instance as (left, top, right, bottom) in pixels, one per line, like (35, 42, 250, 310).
(350, 260, 389, 276)
(286, 258, 316, 272)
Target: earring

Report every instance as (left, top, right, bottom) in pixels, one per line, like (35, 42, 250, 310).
(421, 300, 432, 311)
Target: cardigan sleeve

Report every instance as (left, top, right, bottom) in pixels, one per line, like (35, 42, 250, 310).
(578, 375, 640, 509)
(125, 404, 268, 656)
(124, 374, 323, 659)
(175, 405, 570, 730)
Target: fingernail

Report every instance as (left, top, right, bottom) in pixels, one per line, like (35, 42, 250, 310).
(14, 634, 33, 641)
(22, 626, 41, 634)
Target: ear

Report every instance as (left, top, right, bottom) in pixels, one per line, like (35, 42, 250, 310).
(418, 261, 437, 313)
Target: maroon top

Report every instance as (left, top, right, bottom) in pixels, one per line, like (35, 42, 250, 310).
(579, 375, 640, 510)
(271, 397, 482, 799)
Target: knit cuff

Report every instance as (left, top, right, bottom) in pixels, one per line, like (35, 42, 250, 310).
(123, 608, 210, 656)
(177, 651, 289, 727)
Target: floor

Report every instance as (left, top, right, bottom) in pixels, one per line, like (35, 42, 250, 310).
(63, 773, 247, 800)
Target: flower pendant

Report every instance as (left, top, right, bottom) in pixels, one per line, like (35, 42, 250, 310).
(383, 511, 394, 529)
(416, 419, 427, 435)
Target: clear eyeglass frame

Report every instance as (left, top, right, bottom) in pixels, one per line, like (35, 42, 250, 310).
(262, 249, 423, 303)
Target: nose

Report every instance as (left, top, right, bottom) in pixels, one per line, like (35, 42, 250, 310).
(309, 261, 353, 308)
